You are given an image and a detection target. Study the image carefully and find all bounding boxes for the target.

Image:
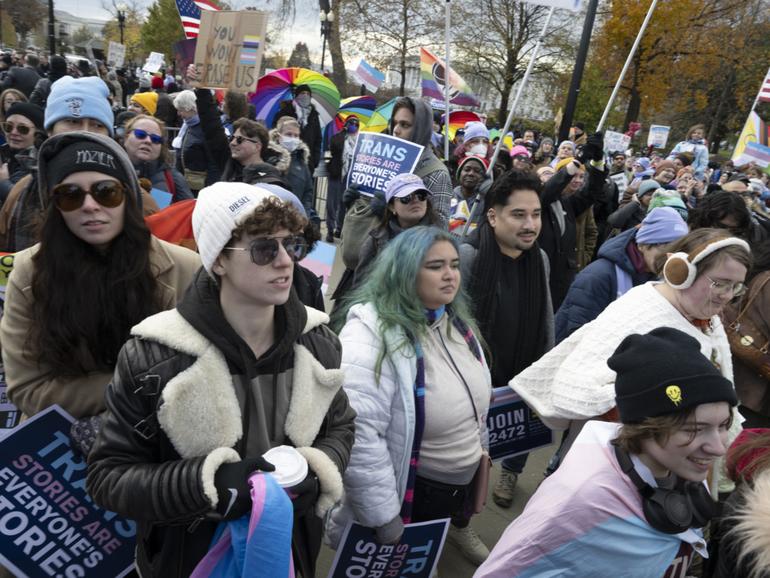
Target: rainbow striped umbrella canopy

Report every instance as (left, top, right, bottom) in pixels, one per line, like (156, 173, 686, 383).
(363, 97, 398, 133)
(250, 67, 340, 128)
(323, 95, 378, 148)
(442, 110, 481, 141)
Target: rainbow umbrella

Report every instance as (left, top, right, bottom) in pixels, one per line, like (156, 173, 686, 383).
(323, 95, 378, 148)
(250, 67, 340, 128)
(363, 97, 398, 133)
(489, 129, 514, 149)
(442, 110, 481, 142)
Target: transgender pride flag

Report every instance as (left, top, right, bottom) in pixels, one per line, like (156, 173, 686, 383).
(352, 58, 385, 93)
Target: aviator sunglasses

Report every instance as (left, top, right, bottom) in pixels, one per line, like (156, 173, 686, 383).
(397, 191, 429, 204)
(224, 235, 308, 265)
(51, 180, 126, 212)
(229, 134, 259, 145)
(131, 128, 163, 144)
(1, 121, 35, 136)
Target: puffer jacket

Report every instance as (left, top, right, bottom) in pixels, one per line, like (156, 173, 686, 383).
(325, 302, 490, 547)
(0, 236, 200, 419)
(86, 276, 355, 578)
(555, 227, 653, 343)
(133, 157, 194, 202)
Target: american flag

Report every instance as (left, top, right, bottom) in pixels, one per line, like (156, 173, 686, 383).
(175, 0, 220, 39)
(758, 67, 770, 104)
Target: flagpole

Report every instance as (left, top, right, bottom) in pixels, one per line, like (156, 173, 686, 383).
(460, 5, 555, 239)
(444, 0, 451, 161)
(749, 66, 770, 114)
(596, 0, 658, 132)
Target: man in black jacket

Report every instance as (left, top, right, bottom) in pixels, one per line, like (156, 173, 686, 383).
(0, 54, 41, 97)
(539, 132, 607, 309)
(87, 182, 355, 578)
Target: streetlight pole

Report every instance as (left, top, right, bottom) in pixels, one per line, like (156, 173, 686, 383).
(319, 1, 334, 74)
(117, 9, 126, 45)
(47, 0, 56, 56)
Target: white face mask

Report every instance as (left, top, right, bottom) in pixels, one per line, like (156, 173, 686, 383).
(469, 143, 487, 156)
(281, 136, 300, 152)
(296, 94, 311, 107)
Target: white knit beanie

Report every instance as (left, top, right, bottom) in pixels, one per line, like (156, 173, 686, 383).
(192, 182, 278, 274)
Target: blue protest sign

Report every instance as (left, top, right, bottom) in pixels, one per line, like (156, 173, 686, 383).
(0, 405, 136, 578)
(150, 187, 173, 210)
(328, 519, 449, 578)
(487, 386, 554, 461)
(345, 133, 424, 198)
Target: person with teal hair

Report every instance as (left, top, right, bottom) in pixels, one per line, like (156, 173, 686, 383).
(326, 226, 494, 567)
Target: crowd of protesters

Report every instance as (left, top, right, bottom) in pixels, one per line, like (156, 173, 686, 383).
(0, 45, 768, 578)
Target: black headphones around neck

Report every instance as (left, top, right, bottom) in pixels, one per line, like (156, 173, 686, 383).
(614, 445, 719, 534)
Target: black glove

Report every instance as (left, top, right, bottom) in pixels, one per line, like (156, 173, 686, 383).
(286, 472, 319, 517)
(369, 189, 387, 219)
(342, 186, 361, 209)
(578, 131, 605, 163)
(214, 458, 275, 520)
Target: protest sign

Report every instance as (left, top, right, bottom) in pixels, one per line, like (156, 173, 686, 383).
(106, 42, 126, 68)
(173, 38, 198, 78)
(487, 386, 554, 461)
(0, 406, 136, 577)
(150, 188, 173, 210)
(193, 10, 268, 92)
(610, 172, 629, 203)
(604, 130, 631, 154)
(345, 133, 424, 198)
(647, 125, 671, 149)
(301, 241, 336, 296)
(143, 52, 165, 73)
(327, 519, 449, 578)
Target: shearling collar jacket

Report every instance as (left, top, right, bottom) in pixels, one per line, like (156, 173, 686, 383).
(86, 274, 355, 578)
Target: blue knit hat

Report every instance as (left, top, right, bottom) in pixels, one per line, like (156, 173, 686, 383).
(44, 76, 115, 136)
(636, 207, 688, 245)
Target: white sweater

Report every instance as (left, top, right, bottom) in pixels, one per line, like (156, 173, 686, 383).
(511, 282, 734, 428)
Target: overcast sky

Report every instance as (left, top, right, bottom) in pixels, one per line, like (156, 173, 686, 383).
(54, 0, 325, 56)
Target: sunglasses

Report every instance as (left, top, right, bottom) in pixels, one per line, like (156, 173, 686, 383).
(51, 180, 126, 212)
(224, 235, 308, 266)
(1, 121, 34, 135)
(229, 134, 258, 145)
(397, 191, 429, 204)
(131, 128, 163, 144)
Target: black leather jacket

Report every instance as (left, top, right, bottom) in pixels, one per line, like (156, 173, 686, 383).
(87, 280, 354, 578)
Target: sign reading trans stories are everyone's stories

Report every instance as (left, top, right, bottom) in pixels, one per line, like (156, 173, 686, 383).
(345, 133, 424, 198)
(327, 519, 449, 578)
(0, 406, 136, 578)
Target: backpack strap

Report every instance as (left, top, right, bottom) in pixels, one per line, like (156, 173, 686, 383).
(163, 169, 177, 203)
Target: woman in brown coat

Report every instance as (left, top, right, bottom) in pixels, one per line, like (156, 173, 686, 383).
(723, 239, 770, 428)
(0, 132, 199, 419)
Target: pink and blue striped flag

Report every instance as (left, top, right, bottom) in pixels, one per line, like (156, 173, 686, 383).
(352, 59, 385, 93)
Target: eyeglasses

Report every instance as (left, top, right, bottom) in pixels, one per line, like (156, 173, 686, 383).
(1, 121, 34, 135)
(131, 128, 163, 144)
(51, 180, 126, 212)
(223, 235, 308, 265)
(705, 275, 746, 297)
(229, 134, 259, 145)
(397, 191, 429, 204)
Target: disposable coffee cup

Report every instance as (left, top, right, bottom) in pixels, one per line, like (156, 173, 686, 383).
(262, 446, 308, 488)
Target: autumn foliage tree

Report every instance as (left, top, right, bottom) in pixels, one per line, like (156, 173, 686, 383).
(584, 0, 770, 147)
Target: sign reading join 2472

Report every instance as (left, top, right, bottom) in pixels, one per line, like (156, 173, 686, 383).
(0, 406, 136, 578)
(346, 133, 424, 198)
(487, 386, 554, 461)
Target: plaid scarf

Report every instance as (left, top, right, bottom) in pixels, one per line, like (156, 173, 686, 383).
(400, 305, 483, 523)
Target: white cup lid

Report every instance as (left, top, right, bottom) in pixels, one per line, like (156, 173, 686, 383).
(262, 445, 308, 488)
